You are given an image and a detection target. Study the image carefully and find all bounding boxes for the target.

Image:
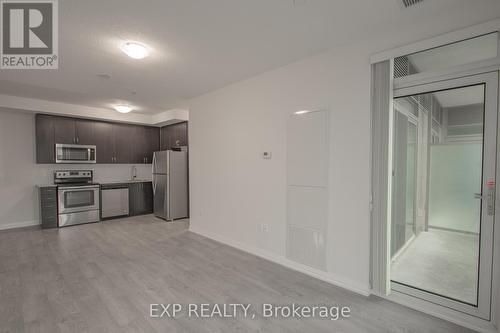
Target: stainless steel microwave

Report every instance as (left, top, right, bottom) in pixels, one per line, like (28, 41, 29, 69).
(55, 144, 96, 164)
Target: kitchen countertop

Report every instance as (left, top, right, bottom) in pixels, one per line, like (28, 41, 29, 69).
(99, 180, 152, 185)
(37, 180, 152, 188)
(36, 184, 58, 188)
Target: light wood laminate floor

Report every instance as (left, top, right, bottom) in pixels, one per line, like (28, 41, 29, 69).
(0, 215, 475, 333)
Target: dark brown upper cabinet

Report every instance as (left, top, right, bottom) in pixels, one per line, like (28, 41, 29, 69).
(35, 114, 55, 163)
(144, 127, 160, 163)
(89, 121, 157, 164)
(130, 126, 160, 164)
(130, 126, 145, 164)
(94, 121, 115, 163)
(94, 122, 134, 164)
(113, 123, 134, 164)
(53, 116, 96, 145)
(160, 122, 188, 151)
(54, 117, 76, 144)
(75, 119, 95, 145)
(36, 114, 162, 165)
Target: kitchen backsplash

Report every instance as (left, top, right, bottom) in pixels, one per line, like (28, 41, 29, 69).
(34, 164, 152, 185)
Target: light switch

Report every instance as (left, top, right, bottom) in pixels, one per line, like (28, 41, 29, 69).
(263, 152, 272, 160)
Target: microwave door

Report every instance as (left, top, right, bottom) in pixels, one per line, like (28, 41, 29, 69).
(69, 147, 87, 161)
(56, 144, 96, 163)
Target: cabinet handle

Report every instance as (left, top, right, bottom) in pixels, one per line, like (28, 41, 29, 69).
(76, 137, 79, 144)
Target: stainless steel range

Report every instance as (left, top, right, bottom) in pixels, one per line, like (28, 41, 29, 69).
(55, 170, 100, 227)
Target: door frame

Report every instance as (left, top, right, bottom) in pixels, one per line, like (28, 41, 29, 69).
(393, 72, 497, 319)
(370, 65, 500, 327)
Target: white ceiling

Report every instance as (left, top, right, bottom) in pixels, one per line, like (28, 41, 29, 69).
(1, 0, 500, 115)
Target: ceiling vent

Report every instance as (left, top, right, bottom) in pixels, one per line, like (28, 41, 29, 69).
(401, 0, 423, 8)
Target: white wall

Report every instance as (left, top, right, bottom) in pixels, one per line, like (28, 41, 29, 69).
(187, 15, 500, 295)
(497, 221, 500, 333)
(188, 41, 373, 293)
(498, 270, 500, 333)
(0, 109, 152, 230)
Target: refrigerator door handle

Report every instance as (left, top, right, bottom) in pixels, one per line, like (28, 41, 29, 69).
(167, 151, 170, 175)
(152, 174, 157, 195)
(151, 153, 156, 195)
(166, 171, 170, 220)
(152, 153, 156, 174)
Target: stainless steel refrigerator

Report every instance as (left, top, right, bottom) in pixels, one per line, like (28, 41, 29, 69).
(152, 150, 189, 220)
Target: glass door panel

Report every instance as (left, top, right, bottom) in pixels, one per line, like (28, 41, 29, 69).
(389, 72, 497, 319)
(391, 111, 417, 257)
(64, 190, 95, 208)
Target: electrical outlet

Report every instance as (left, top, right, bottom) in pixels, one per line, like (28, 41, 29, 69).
(261, 223, 269, 232)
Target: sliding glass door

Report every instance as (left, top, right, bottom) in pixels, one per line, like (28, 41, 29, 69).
(389, 72, 498, 319)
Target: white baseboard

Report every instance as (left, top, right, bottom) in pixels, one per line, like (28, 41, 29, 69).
(0, 220, 40, 231)
(189, 226, 371, 297)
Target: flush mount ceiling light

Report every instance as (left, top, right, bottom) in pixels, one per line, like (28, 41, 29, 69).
(294, 110, 311, 115)
(114, 105, 133, 113)
(121, 42, 149, 59)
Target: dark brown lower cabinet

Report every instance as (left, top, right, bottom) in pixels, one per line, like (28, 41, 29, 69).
(39, 186, 58, 228)
(129, 182, 153, 216)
